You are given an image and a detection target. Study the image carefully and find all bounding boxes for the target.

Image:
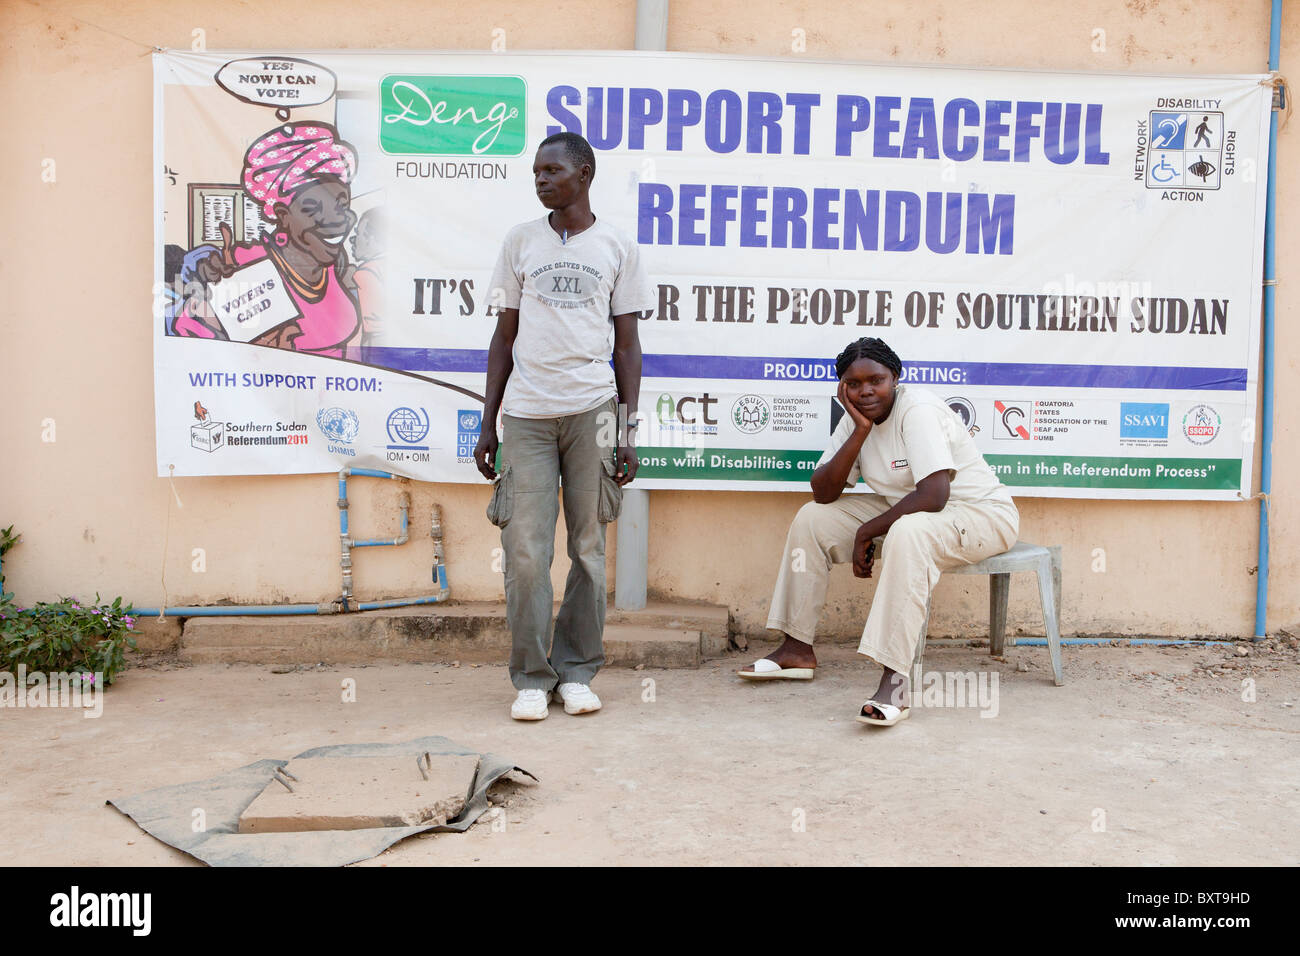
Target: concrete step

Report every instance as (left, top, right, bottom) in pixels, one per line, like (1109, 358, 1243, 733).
(603, 625, 701, 668)
(176, 599, 730, 668)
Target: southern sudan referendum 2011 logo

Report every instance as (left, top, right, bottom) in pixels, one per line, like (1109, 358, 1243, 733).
(379, 75, 526, 156)
(191, 400, 224, 452)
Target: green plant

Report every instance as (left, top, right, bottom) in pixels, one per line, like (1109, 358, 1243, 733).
(1, 595, 138, 684)
(0, 525, 19, 589)
(0, 527, 137, 683)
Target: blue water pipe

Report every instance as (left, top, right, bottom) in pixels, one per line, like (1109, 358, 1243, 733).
(1255, 0, 1282, 640)
(131, 467, 449, 618)
(1002, 638, 1234, 647)
(132, 603, 331, 617)
(359, 565, 449, 610)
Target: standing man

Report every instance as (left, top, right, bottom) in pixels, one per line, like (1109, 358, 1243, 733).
(474, 132, 655, 721)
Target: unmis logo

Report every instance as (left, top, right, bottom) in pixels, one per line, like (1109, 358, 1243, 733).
(316, 407, 360, 443)
(380, 75, 526, 156)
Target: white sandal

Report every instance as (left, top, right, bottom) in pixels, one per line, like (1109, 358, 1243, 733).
(737, 658, 815, 681)
(856, 700, 910, 726)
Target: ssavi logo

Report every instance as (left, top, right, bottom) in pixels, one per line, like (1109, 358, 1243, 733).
(1182, 404, 1222, 445)
(1120, 402, 1170, 439)
(379, 75, 526, 156)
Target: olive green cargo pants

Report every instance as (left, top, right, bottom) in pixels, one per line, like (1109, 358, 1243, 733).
(487, 398, 622, 690)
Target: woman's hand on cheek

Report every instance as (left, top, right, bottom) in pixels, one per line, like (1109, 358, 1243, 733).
(839, 381, 873, 431)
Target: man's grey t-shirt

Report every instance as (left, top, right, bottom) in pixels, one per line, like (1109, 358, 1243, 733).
(488, 215, 656, 419)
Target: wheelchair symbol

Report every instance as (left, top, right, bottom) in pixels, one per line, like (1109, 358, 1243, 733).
(1151, 154, 1178, 183)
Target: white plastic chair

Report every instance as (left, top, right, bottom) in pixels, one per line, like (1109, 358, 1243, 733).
(911, 542, 1064, 686)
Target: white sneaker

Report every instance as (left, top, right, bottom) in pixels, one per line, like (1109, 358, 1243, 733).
(555, 682, 601, 715)
(511, 688, 552, 721)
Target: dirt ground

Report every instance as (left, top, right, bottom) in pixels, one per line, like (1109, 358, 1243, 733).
(3, 638, 1298, 866)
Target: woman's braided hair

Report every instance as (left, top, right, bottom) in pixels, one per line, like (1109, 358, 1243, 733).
(834, 337, 903, 381)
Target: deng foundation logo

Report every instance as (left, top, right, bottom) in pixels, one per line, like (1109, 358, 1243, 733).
(1182, 404, 1221, 445)
(379, 75, 526, 156)
(731, 395, 770, 434)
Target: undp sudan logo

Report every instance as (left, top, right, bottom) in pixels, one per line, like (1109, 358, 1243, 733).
(379, 75, 526, 156)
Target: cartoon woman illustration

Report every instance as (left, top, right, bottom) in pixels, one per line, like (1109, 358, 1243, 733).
(175, 122, 363, 359)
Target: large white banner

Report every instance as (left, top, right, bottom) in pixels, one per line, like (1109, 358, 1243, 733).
(154, 50, 1271, 498)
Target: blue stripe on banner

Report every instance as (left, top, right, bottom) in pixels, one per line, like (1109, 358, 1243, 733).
(365, 348, 1247, 391)
(368, 347, 490, 372)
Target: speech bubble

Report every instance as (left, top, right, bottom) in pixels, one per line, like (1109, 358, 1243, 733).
(216, 57, 337, 121)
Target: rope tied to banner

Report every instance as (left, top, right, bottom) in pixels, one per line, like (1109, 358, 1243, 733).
(1238, 490, 1273, 525)
(1259, 72, 1291, 131)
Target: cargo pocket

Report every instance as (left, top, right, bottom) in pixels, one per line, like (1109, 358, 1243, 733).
(486, 464, 513, 528)
(598, 457, 623, 523)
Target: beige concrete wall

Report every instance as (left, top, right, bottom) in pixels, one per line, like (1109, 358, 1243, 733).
(1, 0, 1295, 639)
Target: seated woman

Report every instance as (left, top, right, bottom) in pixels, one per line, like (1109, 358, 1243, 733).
(739, 337, 1019, 726)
